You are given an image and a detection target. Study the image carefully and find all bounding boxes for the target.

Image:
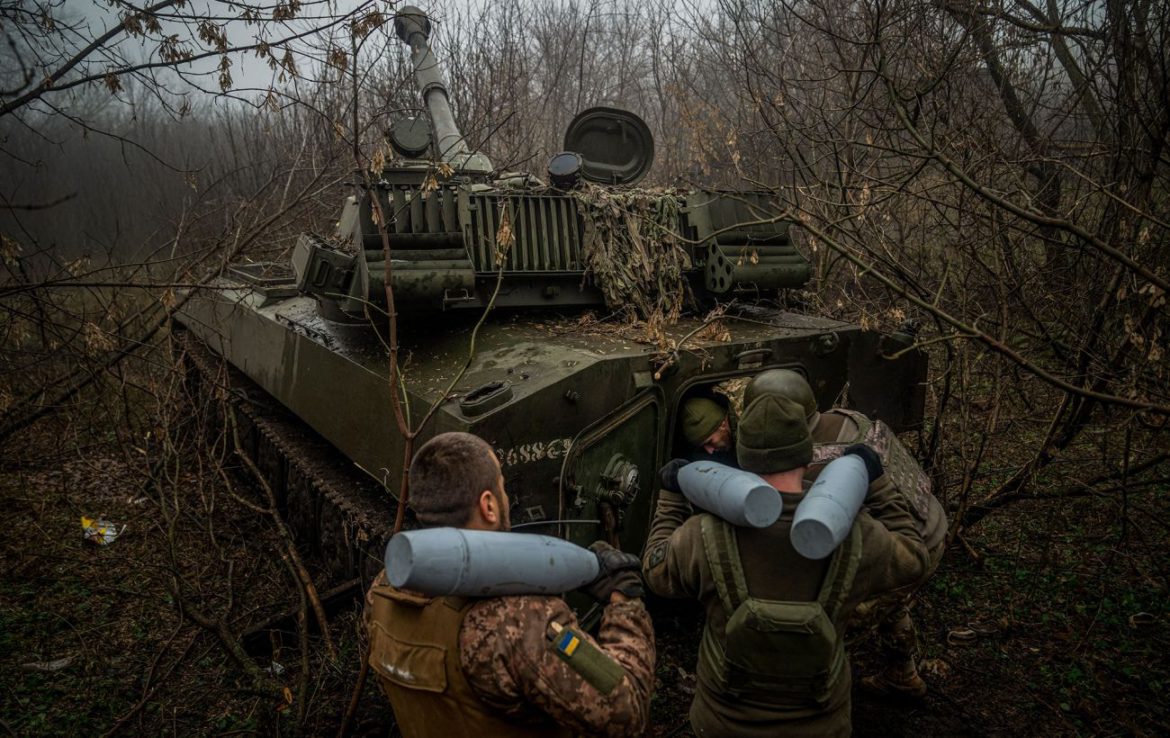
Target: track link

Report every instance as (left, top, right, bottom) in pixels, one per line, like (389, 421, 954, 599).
(178, 331, 393, 584)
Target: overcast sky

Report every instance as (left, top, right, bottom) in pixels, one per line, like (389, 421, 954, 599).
(5, 0, 422, 115)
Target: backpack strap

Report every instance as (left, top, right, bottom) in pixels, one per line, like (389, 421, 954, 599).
(440, 595, 472, 614)
(700, 514, 749, 614)
(811, 410, 875, 464)
(816, 521, 863, 623)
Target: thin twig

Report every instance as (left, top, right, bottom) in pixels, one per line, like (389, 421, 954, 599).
(229, 410, 337, 661)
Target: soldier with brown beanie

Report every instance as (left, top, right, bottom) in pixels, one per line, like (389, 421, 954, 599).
(643, 395, 929, 737)
(746, 369, 948, 697)
(365, 431, 655, 738)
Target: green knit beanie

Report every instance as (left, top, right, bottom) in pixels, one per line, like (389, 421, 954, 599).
(736, 395, 813, 473)
(681, 397, 726, 447)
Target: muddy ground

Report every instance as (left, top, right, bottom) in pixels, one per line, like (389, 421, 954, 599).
(1, 423, 1167, 737)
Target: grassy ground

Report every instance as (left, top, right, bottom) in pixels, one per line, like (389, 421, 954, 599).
(0, 420, 377, 737)
(0, 420, 1167, 737)
(875, 492, 1170, 737)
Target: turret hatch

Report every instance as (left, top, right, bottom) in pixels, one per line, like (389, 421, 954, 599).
(563, 107, 654, 186)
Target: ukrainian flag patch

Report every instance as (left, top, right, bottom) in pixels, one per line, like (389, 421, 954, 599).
(557, 631, 580, 657)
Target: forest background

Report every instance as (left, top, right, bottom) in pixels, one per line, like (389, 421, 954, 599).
(1, 0, 1167, 735)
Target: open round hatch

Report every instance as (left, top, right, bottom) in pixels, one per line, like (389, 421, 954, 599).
(562, 107, 654, 186)
(388, 116, 432, 159)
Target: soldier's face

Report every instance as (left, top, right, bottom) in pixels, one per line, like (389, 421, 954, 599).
(491, 451, 511, 531)
(702, 417, 733, 454)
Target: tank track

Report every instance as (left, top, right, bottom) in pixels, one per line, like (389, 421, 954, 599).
(177, 330, 393, 584)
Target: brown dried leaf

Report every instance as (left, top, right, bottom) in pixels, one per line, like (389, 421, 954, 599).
(495, 204, 515, 265)
(65, 256, 89, 277)
(328, 46, 348, 73)
(217, 55, 232, 91)
(919, 658, 951, 679)
(279, 49, 297, 78)
(83, 322, 115, 353)
(273, 1, 302, 21)
(0, 235, 21, 266)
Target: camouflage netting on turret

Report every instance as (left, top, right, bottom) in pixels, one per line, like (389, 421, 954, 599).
(573, 184, 694, 329)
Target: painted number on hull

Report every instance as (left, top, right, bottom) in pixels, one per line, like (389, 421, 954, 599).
(496, 438, 573, 468)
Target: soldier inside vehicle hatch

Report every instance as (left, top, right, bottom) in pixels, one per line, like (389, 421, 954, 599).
(364, 431, 656, 737)
(678, 392, 739, 468)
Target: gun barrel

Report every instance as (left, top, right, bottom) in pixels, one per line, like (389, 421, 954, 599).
(394, 6, 491, 173)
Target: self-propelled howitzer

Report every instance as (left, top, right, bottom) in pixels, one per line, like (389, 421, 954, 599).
(292, 4, 813, 319)
(174, 5, 927, 584)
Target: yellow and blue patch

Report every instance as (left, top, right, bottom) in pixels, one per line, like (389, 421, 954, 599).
(556, 630, 580, 657)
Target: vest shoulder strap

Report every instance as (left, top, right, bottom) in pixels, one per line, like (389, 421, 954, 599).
(811, 410, 874, 466)
(700, 514, 749, 613)
(440, 595, 473, 614)
(816, 521, 863, 622)
(830, 408, 874, 439)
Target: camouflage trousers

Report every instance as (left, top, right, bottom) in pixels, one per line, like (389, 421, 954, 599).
(847, 539, 945, 667)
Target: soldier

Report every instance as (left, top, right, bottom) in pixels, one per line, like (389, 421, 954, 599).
(365, 431, 656, 738)
(678, 394, 737, 466)
(744, 369, 948, 697)
(643, 395, 929, 737)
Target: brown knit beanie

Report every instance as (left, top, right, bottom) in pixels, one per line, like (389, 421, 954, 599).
(681, 397, 726, 447)
(736, 395, 813, 473)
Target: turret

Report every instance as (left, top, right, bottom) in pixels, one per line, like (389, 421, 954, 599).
(394, 6, 493, 173)
(290, 5, 810, 321)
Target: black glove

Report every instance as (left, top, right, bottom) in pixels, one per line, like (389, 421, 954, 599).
(844, 443, 883, 483)
(581, 541, 645, 602)
(658, 458, 689, 494)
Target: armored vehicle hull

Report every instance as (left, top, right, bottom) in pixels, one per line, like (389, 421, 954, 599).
(176, 276, 925, 580)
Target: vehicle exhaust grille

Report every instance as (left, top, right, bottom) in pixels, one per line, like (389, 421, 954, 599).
(465, 194, 584, 273)
(389, 186, 460, 235)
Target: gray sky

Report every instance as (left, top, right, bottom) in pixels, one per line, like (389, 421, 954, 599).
(24, 1, 381, 110)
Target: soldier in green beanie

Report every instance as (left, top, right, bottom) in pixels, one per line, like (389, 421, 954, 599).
(678, 395, 737, 466)
(643, 395, 930, 737)
(746, 369, 948, 698)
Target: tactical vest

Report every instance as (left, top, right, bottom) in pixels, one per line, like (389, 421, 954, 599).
(811, 409, 933, 523)
(696, 514, 862, 709)
(366, 583, 570, 738)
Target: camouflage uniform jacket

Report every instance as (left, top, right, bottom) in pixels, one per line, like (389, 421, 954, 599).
(641, 482, 929, 738)
(364, 571, 656, 738)
(811, 409, 948, 558)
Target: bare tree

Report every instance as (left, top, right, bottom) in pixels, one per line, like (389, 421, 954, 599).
(674, 0, 1168, 524)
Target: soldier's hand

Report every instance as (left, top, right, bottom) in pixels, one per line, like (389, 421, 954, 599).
(658, 458, 688, 494)
(844, 443, 883, 483)
(582, 541, 645, 602)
